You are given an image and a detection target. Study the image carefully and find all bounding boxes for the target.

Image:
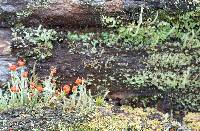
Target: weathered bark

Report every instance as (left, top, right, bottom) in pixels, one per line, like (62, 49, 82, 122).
(0, 0, 197, 28)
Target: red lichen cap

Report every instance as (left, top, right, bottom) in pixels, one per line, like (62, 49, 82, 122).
(17, 59, 26, 67)
(10, 86, 20, 92)
(22, 71, 28, 78)
(9, 64, 17, 71)
(75, 77, 82, 85)
(30, 82, 35, 89)
(72, 86, 78, 92)
(36, 86, 43, 92)
(63, 85, 70, 94)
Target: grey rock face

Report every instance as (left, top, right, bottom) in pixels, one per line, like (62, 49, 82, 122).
(0, 4, 17, 12)
(0, 28, 16, 86)
(0, 28, 11, 55)
(0, 0, 25, 14)
(0, 28, 11, 40)
(0, 0, 26, 27)
(0, 55, 16, 85)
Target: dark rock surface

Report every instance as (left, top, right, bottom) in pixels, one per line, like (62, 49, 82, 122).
(29, 42, 146, 92)
(0, 0, 26, 27)
(0, 0, 197, 28)
(123, 0, 196, 11)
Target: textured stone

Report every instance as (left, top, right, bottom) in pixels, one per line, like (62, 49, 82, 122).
(0, 28, 16, 86)
(0, 28, 11, 55)
(0, 0, 197, 28)
(0, 55, 16, 86)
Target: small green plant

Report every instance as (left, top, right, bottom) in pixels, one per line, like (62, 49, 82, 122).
(100, 32, 118, 46)
(67, 32, 100, 48)
(125, 68, 199, 90)
(16, 0, 54, 20)
(102, 15, 122, 28)
(181, 29, 200, 49)
(0, 60, 97, 114)
(146, 53, 193, 68)
(67, 32, 81, 42)
(12, 25, 57, 59)
(101, 3, 200, 49)
(124, 66, 200, 111)
(95, 96, 105, 106)
(0, 60, 59, 111)
(102, 7, 176, 48)
(95, 91, 109, 106)
(62, 84, 96, 115)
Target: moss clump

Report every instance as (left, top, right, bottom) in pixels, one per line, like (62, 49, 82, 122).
(77, 105, 180, 130)
(184, 112, 200, 130)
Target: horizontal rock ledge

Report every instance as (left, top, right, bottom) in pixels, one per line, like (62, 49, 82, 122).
(0, 0, 197, 28)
